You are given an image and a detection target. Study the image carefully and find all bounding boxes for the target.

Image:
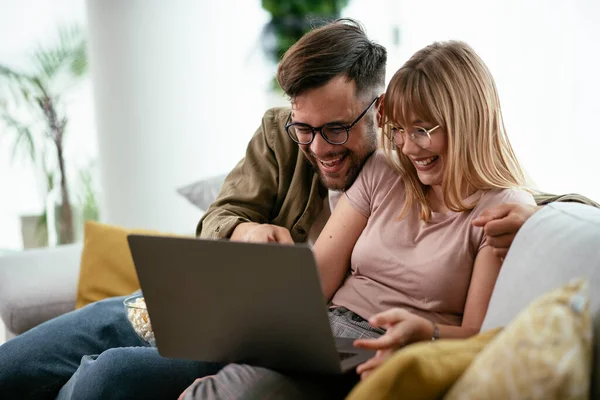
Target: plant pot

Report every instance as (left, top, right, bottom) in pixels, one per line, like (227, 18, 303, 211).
(19, 204, 84, 249)
(19, 214, 49, 249)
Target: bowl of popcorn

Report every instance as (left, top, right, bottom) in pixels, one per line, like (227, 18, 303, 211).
(123, 293, 156, 346)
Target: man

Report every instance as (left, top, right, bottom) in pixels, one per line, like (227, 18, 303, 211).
(181, 19, 388, 399)
(197, 20, 384, 246)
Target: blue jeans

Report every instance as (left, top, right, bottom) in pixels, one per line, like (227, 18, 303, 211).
(0, 294, 221, 400)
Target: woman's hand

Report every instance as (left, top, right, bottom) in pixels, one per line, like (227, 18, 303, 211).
(353, 308, 432, 380)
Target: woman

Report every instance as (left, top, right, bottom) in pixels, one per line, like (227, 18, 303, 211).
(180, 40, 535, 398)
(314, 40, 535, 379)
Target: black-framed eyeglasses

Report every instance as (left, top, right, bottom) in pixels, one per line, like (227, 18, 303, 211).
(285, 97, 379, 145)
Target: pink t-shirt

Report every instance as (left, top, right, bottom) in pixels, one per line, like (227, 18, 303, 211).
(330, 151, 536, 326)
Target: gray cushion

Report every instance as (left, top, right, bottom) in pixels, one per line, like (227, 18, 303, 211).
(177, 174, 227, 211)
(482, 202, 600, 398)
(0, 243, 82, 335)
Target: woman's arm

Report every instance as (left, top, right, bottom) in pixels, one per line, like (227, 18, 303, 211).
(353, 245, 502, 379)
(313, 195, 368, 302)
(418, 245, 503, 340)
(455, 245, 503, 333)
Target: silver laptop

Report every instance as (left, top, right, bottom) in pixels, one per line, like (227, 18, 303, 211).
(127, 234, 375, 374)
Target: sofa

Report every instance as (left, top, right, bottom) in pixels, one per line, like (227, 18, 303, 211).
(0, 243, 82, 340)
(0, 202, 599, 398)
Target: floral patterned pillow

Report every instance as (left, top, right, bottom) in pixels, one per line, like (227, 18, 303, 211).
(445, 279, 592, 400)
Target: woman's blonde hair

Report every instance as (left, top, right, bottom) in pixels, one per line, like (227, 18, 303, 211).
(381, 40, 526, 222)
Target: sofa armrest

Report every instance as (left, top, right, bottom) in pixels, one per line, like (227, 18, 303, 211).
(482, 202, 600, 399)
(0, 243, 83, 336)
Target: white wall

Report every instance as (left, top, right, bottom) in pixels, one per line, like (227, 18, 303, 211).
(86, 0, 271, 233)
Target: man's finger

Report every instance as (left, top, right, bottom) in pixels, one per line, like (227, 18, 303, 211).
(472, 212, 495, 227)
(274, 228, 294, 244)
(245, 233, 270, 243)
(484, 217, 522, 237)
(486, 233, 515, 249)
(472, 203, 512, 227)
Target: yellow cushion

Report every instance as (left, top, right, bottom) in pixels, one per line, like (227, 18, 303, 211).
(75, 221, 172, 309)
(346, 327, 502, 400)
(445, 279, 592, 400)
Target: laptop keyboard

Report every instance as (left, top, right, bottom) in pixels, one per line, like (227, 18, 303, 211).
(338, 352, 356, 361)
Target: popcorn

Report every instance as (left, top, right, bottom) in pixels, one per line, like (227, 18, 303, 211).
(125, 297, 156, 345)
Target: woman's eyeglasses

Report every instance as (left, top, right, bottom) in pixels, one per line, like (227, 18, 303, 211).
(386, 124, 440, 149)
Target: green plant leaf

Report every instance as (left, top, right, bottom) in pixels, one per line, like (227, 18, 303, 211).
(77, 162, 100, 222)
(30, 24, 87, 85)
(0, 112, 36, 163)
(260, 0, 350, 63)
(0, 64, 38, 109)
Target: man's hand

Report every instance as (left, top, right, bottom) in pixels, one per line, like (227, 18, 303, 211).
(353, 308, 431, 380)
(230, 222, 294, 244)
(472, 203, 540, 259)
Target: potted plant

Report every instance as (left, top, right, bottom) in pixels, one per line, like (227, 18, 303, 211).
(261, 0, 350, 90)
(261, 0, 351, 62)
(0, 25, 89, 246)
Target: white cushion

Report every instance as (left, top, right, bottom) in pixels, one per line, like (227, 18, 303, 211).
(0, 243, 82, 335)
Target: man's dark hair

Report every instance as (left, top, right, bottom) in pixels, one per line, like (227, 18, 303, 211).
(276, 18, 387, 100)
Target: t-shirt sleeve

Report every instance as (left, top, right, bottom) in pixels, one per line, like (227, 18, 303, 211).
(344, 152, 381, 218)
(477, 189, 537, 252)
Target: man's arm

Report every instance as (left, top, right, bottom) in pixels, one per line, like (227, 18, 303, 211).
(473, 192, 600, 258)
(472, 203, 540, 258)
(196, 109, 291, 241)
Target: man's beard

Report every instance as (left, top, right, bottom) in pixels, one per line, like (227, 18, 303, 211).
(305, 123, 377, 191)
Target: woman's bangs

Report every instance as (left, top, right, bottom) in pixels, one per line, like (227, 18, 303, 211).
(384, 70, 437, 128)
